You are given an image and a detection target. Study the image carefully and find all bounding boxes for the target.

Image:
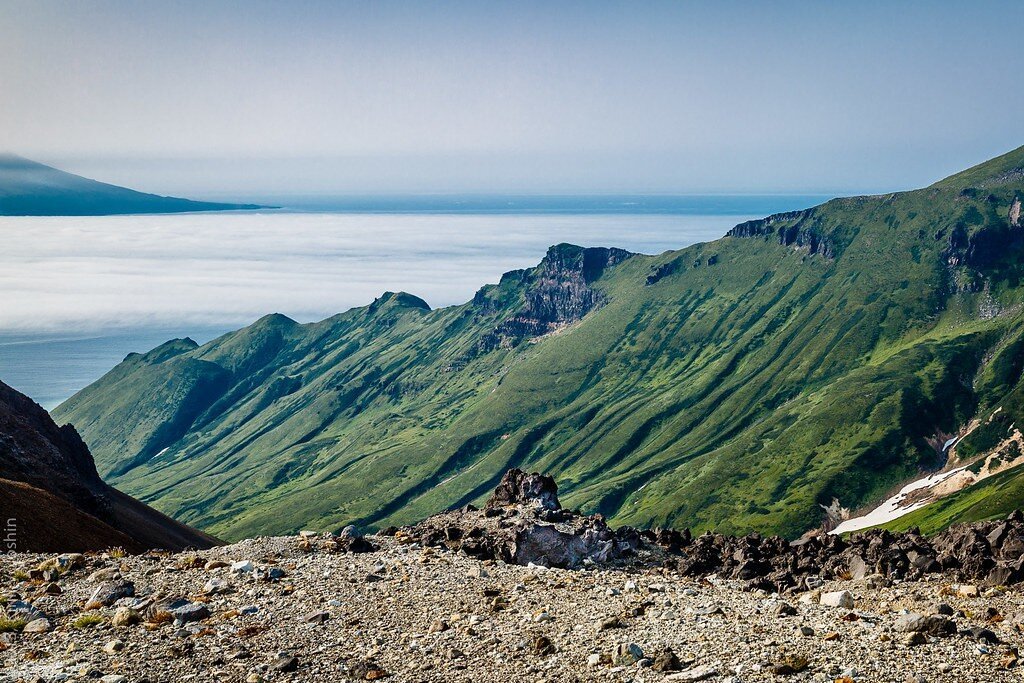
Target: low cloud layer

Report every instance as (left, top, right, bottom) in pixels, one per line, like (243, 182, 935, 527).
(0, 211, 747, 332)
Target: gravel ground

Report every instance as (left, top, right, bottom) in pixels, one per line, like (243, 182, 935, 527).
(2, 535, 1023, 682)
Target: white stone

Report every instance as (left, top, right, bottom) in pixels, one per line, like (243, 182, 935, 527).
(665, 665, 719, 681)
(819, 590, 854, 608)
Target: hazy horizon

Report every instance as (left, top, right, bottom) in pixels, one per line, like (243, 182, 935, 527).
(2, 1, 1022, 196)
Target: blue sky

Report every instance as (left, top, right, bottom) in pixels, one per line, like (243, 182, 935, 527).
(1, 0, 1022, 194)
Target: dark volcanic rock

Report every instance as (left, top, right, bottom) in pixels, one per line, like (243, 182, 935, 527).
(665, 512, 1024, 590)
(400, 468, 644, 568)
(486, 469, 560, 511)
(405, 469, 1024, 587)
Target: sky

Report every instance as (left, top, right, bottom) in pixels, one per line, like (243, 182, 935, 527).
(1, 0, 1023, 196)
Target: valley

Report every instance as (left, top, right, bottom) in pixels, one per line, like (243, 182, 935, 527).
(50, 146, 1024, 542)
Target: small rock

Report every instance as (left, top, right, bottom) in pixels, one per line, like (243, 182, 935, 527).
(303, 610, 330, 624)
(533, 635, 556, 655)
(271, 655, 299, 672)
(346, 658, 389, 679)
(956, 584, 980, 598)
(168, 601, 210, 623)
(4, 600, 46, 621)
(820, 590, 854, 608)
(775, 602, 797, 617)
(111, 608, 141, 627)
(665, 665, 719, 681)
(614, 643, 644, 666)
(230, 560, 255, 573)
(894, 613, 955, 637)
(85, 581, 135, 610)
(651, 647, 682, 672)
(103, 639, 125, 654)
(904, 632, 927, 646)
(87, 568, 120, 583)
(203, 578, 230, 595)
(22, 618, 53, 633)
(771, 655, 810, 675)
(960, 626, 1000, 644)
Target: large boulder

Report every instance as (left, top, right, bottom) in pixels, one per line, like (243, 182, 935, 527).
(486, 469, 560, 511)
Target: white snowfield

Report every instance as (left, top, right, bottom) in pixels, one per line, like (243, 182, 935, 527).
(830, 465, 969, 535)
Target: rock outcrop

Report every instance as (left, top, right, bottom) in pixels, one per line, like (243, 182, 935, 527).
(477, 244, 633, 351)
(394, 469, 644, 568)
(663, 511, 1024, 593)
(726, 208, 837, 258)
(396, 468, 1024, 588)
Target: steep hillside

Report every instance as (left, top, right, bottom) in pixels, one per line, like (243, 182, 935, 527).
(55, 146, 1024, 540)
(0, 154, 262, 215)
(0, 380, 219, 552)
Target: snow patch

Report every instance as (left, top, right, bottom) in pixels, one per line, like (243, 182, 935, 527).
(830, 466, 969, 535)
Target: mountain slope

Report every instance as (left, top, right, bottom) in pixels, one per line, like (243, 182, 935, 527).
(0, 154, 262, 215)
(55, 146, 1024, 540)
(0, 380, 220, 552)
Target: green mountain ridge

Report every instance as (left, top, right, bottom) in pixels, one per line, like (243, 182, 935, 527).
(0, 154, 263, 215)
(53, 145, 1024, 541)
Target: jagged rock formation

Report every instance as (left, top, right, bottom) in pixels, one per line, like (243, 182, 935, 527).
(477, 244, 633, 351)
(0, 380, 219, 552)
(726, 208, 837, 258)
(485, 469, 561, 510)
(394, 469, 644, 568)
(667, 511, 1024, 593)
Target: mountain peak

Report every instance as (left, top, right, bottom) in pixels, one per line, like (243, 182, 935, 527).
(368, 291, 431, 314)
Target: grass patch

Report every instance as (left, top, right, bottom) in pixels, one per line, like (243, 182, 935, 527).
(0, 618, 27, 633)
(71, 614, 106, 629)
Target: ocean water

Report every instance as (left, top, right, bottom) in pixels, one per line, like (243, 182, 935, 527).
(0, 195, 828, 409)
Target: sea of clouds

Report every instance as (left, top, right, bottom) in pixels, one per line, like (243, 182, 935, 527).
(0, 211, 750, 332)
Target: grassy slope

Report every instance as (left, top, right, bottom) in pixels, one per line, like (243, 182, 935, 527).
(54, 147, 1024, 540)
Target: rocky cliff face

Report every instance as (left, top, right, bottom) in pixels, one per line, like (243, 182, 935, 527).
(942, 192, 1024, 295)
(0, 380, 219, 552)
(0, 382, 102, 513)
(727, 208, 837, 258)
(477, 244, 633, 351)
